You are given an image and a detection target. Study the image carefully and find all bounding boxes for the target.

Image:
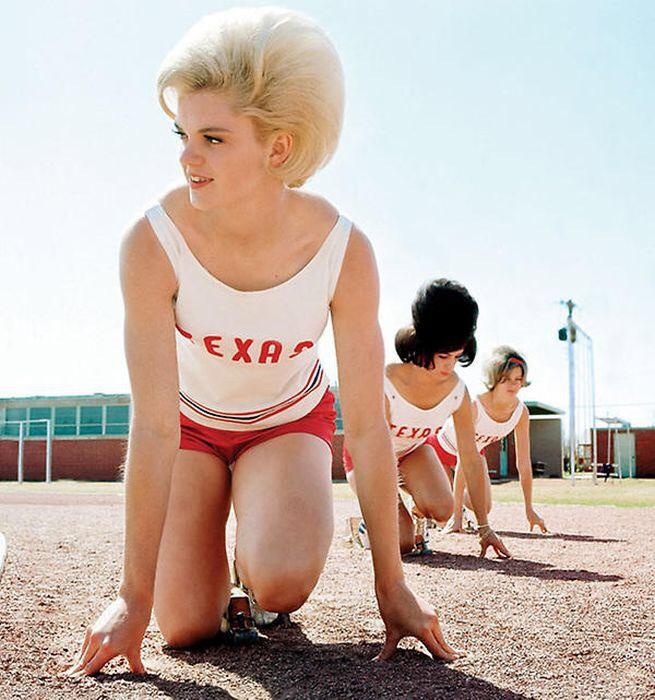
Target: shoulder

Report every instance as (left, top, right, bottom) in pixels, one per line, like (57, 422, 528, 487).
(331, 222, 377, 309)
(385, 363, 402, 380)
(292, 190, 339, 222)
(120, 216, 177, 296)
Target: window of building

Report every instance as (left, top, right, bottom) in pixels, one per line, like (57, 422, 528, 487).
(106, 405, 129, 435)
(55, 406, 77, 436)
(2, 408, 27, 437)
(28, 407, 52, 436)
(80, 406, 103, 435)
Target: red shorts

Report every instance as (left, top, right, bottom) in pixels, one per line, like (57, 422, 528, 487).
(425, 435, 457, 469)
(424, 434, 486, 471)
(343, 440, 429, 475)
(180, 389, 336, 466)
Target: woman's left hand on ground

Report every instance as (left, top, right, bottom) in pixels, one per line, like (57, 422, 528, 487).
(527, 508, 548, 533)
(375, 580, 465, 662)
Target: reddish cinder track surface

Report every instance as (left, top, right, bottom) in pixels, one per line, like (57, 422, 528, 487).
(1, 493, 654, 699)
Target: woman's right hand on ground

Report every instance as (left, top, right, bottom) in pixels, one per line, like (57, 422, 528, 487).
(478, 525, 511, 559)
(65, 595, 151, 677)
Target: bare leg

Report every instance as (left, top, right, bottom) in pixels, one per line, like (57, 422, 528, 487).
(398, 445, 454, 525)
(232, 433, 333, 613)
(153, 449, 232, 648)
(348, 470, 414, 553)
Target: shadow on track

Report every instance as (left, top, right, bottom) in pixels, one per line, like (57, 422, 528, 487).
(406, 550, 623, 582)
(494, 530, 625, 544)
(98, 622, 532, 699)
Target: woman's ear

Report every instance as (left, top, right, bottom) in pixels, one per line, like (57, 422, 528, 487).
(268, 132, 293, 169)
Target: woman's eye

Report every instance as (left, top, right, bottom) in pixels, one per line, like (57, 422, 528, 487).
(172, 129, 187, 140)
(205, 135, 224, 144)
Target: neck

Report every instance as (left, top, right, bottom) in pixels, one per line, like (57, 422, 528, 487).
(193, 181, 291, 241)
(489, 389, 517, 410)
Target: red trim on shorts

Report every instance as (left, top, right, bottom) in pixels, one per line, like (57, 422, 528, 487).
(180, 388, 336, 466)
(425, 435, 457, 469)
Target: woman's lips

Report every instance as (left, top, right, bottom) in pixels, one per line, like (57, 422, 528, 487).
(188, 176, 213, 190)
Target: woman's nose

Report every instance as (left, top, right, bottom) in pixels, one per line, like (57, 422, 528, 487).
(180, 143, 204, 168)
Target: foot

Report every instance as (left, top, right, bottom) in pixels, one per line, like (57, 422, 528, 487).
(348, 517, 371, 550)
(440, 514, 463, 534)
(462, 508, 477, 533)
(220, 587, 263, 644)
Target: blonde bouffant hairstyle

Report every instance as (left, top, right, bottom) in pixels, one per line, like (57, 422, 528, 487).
(156, 7, 345, 188)
(483, 345, 531, 390)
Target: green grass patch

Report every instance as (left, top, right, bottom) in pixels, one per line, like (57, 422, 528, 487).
(335, 478, 655, 508)
(491, 478, 655, 508)
(2, 477, 653, 507)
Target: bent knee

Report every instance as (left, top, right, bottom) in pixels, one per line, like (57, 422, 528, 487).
(249, 569, 319, 612)
(416, 497, 454, 523)
(400, 534, 415, 555)
(159, 618, 221, 648)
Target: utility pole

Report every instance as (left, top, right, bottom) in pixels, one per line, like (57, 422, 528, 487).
(559, 300, 577, 485)
(566, 300, 576, 485)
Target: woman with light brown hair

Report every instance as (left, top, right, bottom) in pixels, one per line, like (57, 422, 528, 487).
(433, 346, 548, 533)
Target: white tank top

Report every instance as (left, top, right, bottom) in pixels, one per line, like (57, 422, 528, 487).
(437, 397, 525, 454)
(385, 374, 465, 459)
(145, 204, 351, 431)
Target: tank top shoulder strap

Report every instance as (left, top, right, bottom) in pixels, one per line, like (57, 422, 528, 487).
(383, 374, 397, 399)
(324, 215, 353, 301)
(144, 204, 185, 280)
(512, 400, 527, 423)
(453, 378, 466, 410)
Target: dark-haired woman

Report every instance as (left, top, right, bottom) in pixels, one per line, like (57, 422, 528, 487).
(435, 346, 548, 534)
(345, 280, 511, 558)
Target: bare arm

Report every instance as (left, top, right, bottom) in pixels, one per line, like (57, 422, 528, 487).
(452, 392, 490, 526)
(331, 227, 460, 661)
(68, 216, 180, 676)
(331, 231, 402, 590)
(514, 408, 547, 532)
(452, 393, 511, 557)
(119, 217, 181, 602)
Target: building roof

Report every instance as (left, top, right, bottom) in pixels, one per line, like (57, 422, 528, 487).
(0, 393, 130, 407)
(525, 401, 564, 416)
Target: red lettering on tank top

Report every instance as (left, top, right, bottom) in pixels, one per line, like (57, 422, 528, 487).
(232, 338, 254, 363)
(397, 426, 407, 437)
(289, 341, 314, 358)
(408, 427, 421, 439)
(203, 336, 224, 357)
(420, 428, 431, 439)
(175, 324, 193, 340)
(258, 340, 282, 364)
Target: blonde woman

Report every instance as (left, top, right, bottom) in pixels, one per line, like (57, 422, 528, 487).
(433, 346, 548, 533)
(66, 8, 460, 676)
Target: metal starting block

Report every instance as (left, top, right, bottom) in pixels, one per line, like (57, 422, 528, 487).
(222, 587, 264, 645)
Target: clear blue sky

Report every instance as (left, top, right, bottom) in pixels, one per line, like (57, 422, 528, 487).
(2, 0, 654, 426)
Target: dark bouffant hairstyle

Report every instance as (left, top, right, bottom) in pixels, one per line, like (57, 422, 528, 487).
(395, 279, 478, 369)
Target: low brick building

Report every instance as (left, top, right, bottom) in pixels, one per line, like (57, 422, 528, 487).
(595, 427, 655, 478)
(0, 394, 129, 481)
(0, 392, 608, 482)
